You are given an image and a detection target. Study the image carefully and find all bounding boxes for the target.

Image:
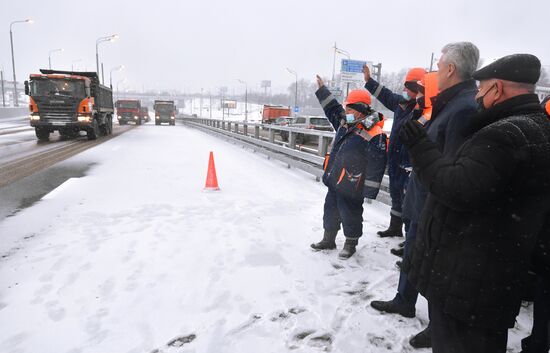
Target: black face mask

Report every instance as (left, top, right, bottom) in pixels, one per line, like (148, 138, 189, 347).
(476, 85, 496, 113)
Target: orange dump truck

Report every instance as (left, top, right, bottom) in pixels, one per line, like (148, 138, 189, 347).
(261, 105, 291, 124)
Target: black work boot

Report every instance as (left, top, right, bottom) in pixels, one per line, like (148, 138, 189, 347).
(390, 247, 404, 257)
(377, 213, 404, 238)
(338, 238, 358, 259)
(409, 325, 431, 349)
(370, 297, 415, 318)
(310, 230, 337, 251)
(395, 260, 403, 270)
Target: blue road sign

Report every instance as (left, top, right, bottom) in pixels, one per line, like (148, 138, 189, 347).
(293, 106, 300, 113)
(341, 59, 367, 73)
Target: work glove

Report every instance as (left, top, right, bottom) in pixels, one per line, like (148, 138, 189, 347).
(399, 120, 426, 148)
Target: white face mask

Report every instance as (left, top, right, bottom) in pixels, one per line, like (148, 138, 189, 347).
(345, 113, 355, 123)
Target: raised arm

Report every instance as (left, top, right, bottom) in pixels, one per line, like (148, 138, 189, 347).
(363, 64, 402, 113)
(315, 76, 345, 130)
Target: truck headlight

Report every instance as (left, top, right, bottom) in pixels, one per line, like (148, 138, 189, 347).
(29, 114, 40, 121)
(78, 116, 91, 123)
(134, 116, 139, 120)
(171, 116, 175, 120)
(156, 116, 160, 119)
(117, 115, 121, 119)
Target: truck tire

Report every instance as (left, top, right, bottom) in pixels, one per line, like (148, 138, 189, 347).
(280, 131, 288, 142)
(101, 115, 113, 135)
(137, 118, 142, 126)
(296, 134, 307, 145)
(155, 122, 160, 126)
(87, 120, 100, 140)
(106, 116, 113, 135)
(35, 127, 50, 141)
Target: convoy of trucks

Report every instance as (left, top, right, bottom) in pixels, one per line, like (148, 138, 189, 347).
(25, 69, 114, 141)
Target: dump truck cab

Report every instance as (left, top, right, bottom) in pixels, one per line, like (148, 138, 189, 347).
(116, 99, 143, 125)
(154, 100, 176, 126)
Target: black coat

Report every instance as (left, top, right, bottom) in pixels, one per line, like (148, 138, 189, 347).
(402, 80, 478, 222)
(405, 94, 550, 330)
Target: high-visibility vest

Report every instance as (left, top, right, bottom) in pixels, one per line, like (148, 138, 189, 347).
(354, 124, 384, 141)
(545, 99, 550, 117)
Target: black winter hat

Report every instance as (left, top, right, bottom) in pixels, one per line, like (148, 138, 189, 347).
(346, 102, 371, 115)
(472, 54, 541, 84)
(404, 81, 425, 94)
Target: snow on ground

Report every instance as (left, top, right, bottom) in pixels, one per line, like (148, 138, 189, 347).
(0, 123, 532, 352)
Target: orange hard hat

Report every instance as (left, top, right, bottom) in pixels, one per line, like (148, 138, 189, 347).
(344, 89, 372, 106)
(405, 67, 427, 83)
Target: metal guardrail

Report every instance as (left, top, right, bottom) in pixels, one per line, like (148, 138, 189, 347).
(181, 117, 391, 206)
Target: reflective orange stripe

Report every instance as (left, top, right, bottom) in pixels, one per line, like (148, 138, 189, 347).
(323, 153, 330, 171)
(545, 100, 550, 117)
(337, 168, 346, 184)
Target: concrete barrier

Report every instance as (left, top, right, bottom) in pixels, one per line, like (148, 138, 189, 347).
(0, 107, 28, 119)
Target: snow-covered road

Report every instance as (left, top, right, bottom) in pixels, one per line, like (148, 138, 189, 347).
(0, 124, 532, 352)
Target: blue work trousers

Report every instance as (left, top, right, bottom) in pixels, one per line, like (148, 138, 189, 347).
(323, 188, 364, 239)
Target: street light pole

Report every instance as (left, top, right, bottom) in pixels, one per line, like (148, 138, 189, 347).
(334, 47, 351, 96)
(116, 78, 126, 101)
(286, 68, 298, 114)
(1, 68, 5, 107)
(71, 59, 82, 71)
(110, 65, 124, 88)
(9, 19, 33, 107)
(237, 79, 248, 122)
(48, 48, 64, 70)
(96, 34, 118, 83)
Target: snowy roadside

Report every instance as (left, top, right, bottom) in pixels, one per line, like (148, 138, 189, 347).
(0, 124, 531, 353)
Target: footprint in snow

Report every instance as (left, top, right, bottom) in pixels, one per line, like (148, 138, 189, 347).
(289, 330, 334, 351)
(167, 334, 197, 348)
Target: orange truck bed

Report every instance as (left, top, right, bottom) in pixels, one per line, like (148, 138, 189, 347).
(262, 105, 291, 123)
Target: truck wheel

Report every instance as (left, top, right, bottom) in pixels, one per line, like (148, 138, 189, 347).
(137, 118, 142, 126)
(155, 122, 160, 126)
(87, 120, 100, 140)
(106, 116, 113, 135)
(281, 131, 288, 142)
(35, 127, 50, 141)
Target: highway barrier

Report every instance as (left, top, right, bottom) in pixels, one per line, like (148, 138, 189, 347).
(181, 117, 391, 206)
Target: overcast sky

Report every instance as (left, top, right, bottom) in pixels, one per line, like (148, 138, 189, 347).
(2, 0, 549, 94)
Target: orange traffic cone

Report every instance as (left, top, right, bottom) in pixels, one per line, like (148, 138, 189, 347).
(204, 151, 220, 191)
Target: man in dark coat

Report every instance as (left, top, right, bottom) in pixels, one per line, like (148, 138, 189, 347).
(310, 75, 387, 259)
(369, 41, 480, 349)
(400, 53, 550, 353)
(521, 95, 550, 353)
(363, 66, 426, 238)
